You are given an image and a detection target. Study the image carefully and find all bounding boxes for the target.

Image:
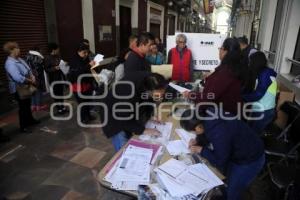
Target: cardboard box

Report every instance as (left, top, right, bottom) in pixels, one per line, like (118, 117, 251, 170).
(276, 84, 295, 111)
(274, 83, 295, 129)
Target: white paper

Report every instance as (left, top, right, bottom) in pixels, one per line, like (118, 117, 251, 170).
(139, 121, 173, 145)
(59, 60, 69, 75)
(104, 145, 153, 191)
(156, 158, 187, 178)
(166, 140, 190, 156)
(114, 145, 152, 182)
(175, 129, 196, 148)
(156, 170, 193, 197)
(155, 159, 224, 198)
(168, 82, 191, 93)
(111, 180, 149, 191)
(94, 54, 104, 65)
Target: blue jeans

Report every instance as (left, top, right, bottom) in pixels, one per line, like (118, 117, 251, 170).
(111, 131, 129, 151)
(226, 154, 265, 200)
(31, 90, 42, 106)
(249, 109, 275, 134)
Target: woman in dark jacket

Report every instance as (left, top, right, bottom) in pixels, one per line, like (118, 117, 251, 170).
(99, 72, 168, 151)
(25, 47, 47, 111)
(243, 52, 277, 134)
(68, 44, 95, 124)
(45, 43, 68, 114)
(183, 38, 244, 115)
(180, 109, 265, 200)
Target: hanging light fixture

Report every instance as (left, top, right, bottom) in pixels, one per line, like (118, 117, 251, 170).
(168, 1, 173, 7)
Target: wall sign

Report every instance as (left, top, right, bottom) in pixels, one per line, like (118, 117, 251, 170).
(167, 33, 226, 71)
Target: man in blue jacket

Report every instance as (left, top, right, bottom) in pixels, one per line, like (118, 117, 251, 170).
(180, 109, 265, 200)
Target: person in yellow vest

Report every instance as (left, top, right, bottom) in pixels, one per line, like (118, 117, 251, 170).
(243, 51, 277, 134)
(167, 34, 193, 82)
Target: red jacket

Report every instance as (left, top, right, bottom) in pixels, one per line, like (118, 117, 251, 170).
(169, 47, 192, 81)
(190, 64, 243, 114)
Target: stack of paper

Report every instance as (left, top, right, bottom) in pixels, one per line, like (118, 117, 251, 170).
(155, 158, 223, 198)
(139, 121, 173, 145)
(166, 129, 196, 156)
(104, 145, 153, 191)
(93, 54, 104, 67)
(103, 139, 163, 191)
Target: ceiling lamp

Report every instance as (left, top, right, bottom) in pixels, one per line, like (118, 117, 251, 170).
(168, 1, 173, 7)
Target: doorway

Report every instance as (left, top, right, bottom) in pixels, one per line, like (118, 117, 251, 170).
(168, 15, 176, 35)
(150, 23, 160, 39)
(120, 6, 132, 51)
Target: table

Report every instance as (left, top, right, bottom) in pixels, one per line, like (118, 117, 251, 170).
(97, 103, 225, 197)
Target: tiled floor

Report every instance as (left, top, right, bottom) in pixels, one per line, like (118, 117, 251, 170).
(0, 106, 134, 200)
(0, 102, 278, 200)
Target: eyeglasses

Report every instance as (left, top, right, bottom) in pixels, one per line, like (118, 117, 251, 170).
(178, 41, 186, 44)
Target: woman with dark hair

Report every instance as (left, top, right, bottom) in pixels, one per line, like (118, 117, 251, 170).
(243, 51, 277, 133)
(25, 46, 47, 112)
(3, 41, 39, 133)
(45, 43, 68, 114)
(99, 72, 168, 151)
(180, 109, 265, 200)
(68, 43, 96, 124)
(183, 38, 244, 114)
(146, 43, 164, 65)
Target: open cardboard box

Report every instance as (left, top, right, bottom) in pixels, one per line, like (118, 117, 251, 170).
(275, 83, 295, 129)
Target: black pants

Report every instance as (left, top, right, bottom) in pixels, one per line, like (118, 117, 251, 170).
(74, 90, 93, 122)
(52, 83, 64, 110)
(15, 93, 35, 129)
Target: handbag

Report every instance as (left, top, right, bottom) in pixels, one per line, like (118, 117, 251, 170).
(8, 58, 37, 99)
(16, 84, 37, 99)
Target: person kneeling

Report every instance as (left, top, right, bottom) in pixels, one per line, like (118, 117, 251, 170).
(180, 109, 265, 200)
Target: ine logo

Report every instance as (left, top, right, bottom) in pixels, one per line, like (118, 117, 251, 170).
(200, 41, 214, 46)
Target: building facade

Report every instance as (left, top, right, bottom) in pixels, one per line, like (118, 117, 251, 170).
(231, 0, 300, 103)
(1, 0, 205, 114)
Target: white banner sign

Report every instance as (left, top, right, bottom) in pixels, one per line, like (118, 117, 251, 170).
(167, 33, 226, 71)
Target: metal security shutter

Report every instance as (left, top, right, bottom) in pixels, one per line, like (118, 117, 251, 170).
(0, 0, 48, 114)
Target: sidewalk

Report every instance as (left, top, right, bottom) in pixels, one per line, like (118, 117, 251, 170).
(0, 100, 133, 200)
(0, 99, 276, 200)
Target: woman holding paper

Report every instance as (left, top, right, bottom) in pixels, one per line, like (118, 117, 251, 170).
(45, 43, 68, 115)
(182, 38, 244, 115)
(69, 43, 96, 124)
(25, 46, 48, 112)
(99, 72, 168, 151)
(3, 41, 39, 133)
(180, 109, 265, 200)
